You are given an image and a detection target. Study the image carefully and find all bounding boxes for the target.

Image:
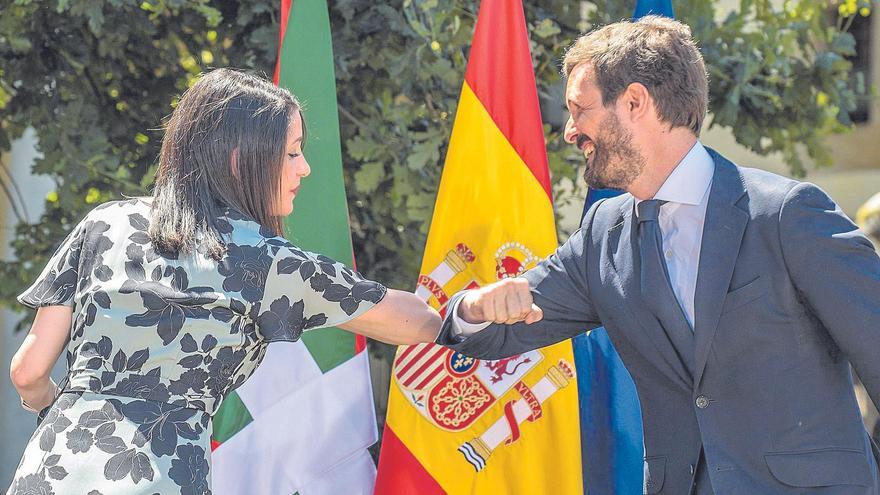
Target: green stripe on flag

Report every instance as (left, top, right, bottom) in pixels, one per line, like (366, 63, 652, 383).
(211, 391, 253, 443)
(279, 0, 357, 373)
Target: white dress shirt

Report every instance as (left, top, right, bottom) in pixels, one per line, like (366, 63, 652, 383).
(452, 141, 715, 335)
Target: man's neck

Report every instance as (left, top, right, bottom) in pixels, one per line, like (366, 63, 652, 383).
(628, 131, 698, 200)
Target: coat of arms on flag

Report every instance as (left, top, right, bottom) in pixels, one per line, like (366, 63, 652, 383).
(394, 343, 542, 432)
(395, 339, 576, 473)
(395, 243, 577, 472)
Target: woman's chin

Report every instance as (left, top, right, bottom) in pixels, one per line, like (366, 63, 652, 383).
(273, 203, 295, 218)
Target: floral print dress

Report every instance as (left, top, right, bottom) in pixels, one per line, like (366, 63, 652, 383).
(6, 199, 386, 495)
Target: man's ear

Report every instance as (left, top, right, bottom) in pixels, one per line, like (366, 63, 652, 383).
(620, 82, 653, 123)
(230, 148, 240, 177)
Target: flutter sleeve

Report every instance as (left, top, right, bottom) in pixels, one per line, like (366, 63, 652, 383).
(17, 217, 87, 309)
(254, 244, 387, 342)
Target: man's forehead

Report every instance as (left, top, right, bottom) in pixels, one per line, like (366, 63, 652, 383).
(565, 62, 597, 100)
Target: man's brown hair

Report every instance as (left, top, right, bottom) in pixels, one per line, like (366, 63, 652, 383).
(563, 16, 708, 135)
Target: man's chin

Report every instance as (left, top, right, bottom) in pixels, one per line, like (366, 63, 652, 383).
(584, 165, 611, 191)
(583, 161, 631, 192)
(584, 172, 626, 192)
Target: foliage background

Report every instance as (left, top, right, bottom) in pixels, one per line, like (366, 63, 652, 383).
(0, 0, 872, 424)
(1, 0, 870, 304)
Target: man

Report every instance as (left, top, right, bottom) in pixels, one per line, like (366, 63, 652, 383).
(436, 16, 880, 495)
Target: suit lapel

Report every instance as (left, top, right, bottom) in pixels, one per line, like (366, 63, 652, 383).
(693, 150, 749, 387)
(605, 197, 694, 390)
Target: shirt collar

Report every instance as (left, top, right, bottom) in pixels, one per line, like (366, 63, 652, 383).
(650, 141, 714, 206)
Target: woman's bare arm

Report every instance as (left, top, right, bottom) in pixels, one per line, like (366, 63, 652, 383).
(338, 289, 440, 345)
(10, 305, 71, 411)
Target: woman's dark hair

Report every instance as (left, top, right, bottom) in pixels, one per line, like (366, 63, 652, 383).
(150, 68, 301, 260)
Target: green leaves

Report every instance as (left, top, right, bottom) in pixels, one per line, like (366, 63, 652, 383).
(405, 130, 444, 171)
(683, 0, 865, 176)
(533, 18, 561, 39)
(353, 162, 385, 194)
(0, 0, 867, 316)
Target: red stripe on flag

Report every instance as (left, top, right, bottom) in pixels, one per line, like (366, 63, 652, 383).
(464, 0, 552, 199)
(398, 343, 437, 376)
(503, 400, 521, 445)
(412, 362, 445, 390)
(273, 0, 294, 85)
(374, 425, 446, 495)
(401, 346, 447, 386)
(403, 359, 442, 389)
(394, 343, 420, 368)
(210, 439, 221, 452)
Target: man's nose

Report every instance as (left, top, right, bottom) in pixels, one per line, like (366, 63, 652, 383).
(563, 116, 578, 144)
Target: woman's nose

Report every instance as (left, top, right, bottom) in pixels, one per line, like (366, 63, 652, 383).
(299, 158, 311, 177)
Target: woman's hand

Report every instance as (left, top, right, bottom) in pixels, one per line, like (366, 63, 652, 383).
(19, 379, 59, 414)
(339, 289, 441, 345)
(10, 305, 71, 412)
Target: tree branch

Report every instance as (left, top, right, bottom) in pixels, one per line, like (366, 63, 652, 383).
(337, 103, 377, 139)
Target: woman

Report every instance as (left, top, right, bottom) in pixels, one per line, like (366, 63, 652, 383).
(7, 68, 440, 495)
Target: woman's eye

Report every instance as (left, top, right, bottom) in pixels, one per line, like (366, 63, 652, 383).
(288, 152, 300, 158)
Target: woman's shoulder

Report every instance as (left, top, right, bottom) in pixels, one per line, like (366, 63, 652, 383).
(60, 198, 151, 237)
(217, 208, 290, 251)
(219, 218, 334, 266)
(86, 197, 152, 221)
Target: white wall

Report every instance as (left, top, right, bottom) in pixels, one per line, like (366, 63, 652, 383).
(0, 128, 58, 489)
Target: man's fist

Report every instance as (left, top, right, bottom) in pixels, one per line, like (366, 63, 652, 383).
(458, 277, 544, 325)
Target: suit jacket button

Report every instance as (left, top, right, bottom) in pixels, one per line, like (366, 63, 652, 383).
(696, 395, 710, 409)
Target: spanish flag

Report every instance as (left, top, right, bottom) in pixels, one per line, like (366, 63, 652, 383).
(375, 1, 583, 493)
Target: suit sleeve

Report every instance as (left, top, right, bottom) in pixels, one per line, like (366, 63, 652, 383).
(780, 182, 880, 409)
(435, 202, 604, 360)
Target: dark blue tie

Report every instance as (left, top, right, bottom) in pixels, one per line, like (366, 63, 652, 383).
(637, 199, 694, 374)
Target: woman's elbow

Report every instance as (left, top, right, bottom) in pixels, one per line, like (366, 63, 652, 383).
(9, 353, 49, 390)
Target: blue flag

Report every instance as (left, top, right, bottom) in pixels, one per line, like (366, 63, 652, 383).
(632, 0, 675, 19)
(575, 2, 674, 493)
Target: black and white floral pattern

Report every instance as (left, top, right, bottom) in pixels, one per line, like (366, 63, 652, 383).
(8, 199, 386, 495)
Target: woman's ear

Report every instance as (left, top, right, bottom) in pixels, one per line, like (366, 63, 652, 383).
(230, 148, 240, 177)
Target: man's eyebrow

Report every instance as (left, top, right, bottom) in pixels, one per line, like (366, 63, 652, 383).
(567, 99, 586, 110)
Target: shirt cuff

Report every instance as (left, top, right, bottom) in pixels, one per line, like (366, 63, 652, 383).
(449, 296, 492, 337)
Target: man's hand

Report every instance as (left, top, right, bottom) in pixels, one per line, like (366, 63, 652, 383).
(458, 277, 544, 325)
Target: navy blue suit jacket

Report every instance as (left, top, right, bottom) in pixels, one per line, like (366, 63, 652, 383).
(437, 149, 880, 494)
